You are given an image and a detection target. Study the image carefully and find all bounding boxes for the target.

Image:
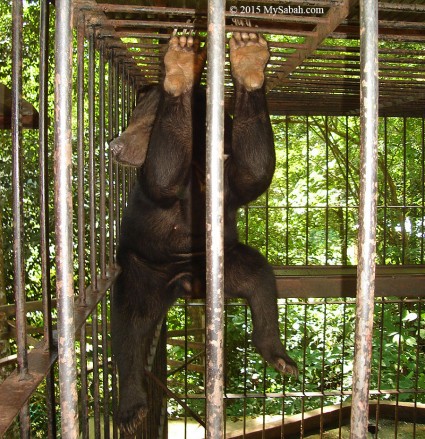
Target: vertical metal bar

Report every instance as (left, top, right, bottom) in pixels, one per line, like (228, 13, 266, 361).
(88, 28, 101, 438)
(77, 17, 86, 306)
(92, 305, 101, 438)
(39, 0, 53, 354)
(320, 301, 327, 435)
(114, 62, 121, 243)
(285, 116, 290, 265)
(383, 117, 388, 264)
(184, 301, 189, 439)
(401, 117, 407, 264)
(300, 302, 308, 438)
(325, 116, 329, 264)
(343, 116, 349, 266)
(281, 301, 289, 437)
(12, 0, 27, 381)
(421, 117, 425, 264)
(112, 359, 119, 439)
(54, 0, 79, 434)
(99, 42, 107, 280)
(101, 295, 110, 439)
(375, 297, 386, 437)
(99, 41, 111, 439)
(413, 300, 422, 437)
(88, 28, 98, 290)
(39, 0, 57, 435)
(338, 299, 348, 437)
(265, 183, 269, 259)
(76, 17, 88, 439)
(110, 55, 119, 439)
(205, 1, 225, 437)
(108, 53, 115, 269)
(350, 0, 379, 437)
(305, 116, 310, 265)
(12, 0, 30, 434)
(243, 304, 248, 437)
(394, 299, 403, 437)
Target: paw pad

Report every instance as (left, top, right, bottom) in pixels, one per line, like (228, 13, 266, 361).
(229, 28, 269, 91)
(164, 29, 206, 96)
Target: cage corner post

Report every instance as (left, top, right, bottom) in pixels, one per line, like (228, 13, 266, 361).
(350, 0, 379, 437)
(206, 0, 226, 437)
(54, 0, 79, 436)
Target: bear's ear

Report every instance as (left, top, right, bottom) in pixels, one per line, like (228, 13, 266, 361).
(110, 86, 160, 167)
(110, 124, 151, 167)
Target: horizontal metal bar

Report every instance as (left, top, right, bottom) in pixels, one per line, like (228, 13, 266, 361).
(173, 390, 425, 399)
(274, 265, 425, 298)
(0, 342, 57, 436)
(226, 401, 425, 439)
(378, 2, 425, 13)
(111, 25, 315, 38)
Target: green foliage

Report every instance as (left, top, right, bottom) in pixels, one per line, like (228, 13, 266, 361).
(168, 298, 425, 420)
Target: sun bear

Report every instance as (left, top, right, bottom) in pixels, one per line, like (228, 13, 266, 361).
(110, 30, 298, 436)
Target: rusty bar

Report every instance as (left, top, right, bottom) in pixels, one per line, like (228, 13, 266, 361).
(99, 42, 107, 279)
(96, 3, 329, 24)
(79, 323, 88, 439)
(205, 0, 225, 437)
(114, 62, 121, 244)
(88, 27, 101, 437)
(378, 2, 425, 12)
(110, 54, 120, 439)
(98, 42, 111, 438)
(88, 28, 98, 291)
(38, 0, 56, 435)
(96, 0, 333, 14)
(92, 305, 101, 438)
(112, 357, 119, 439)
(108, 12, 326, 27)
(350, 0, 379, 437)
(101, 294, 110, 438)
(39, 0, 53, 353)
(108, 52, 115, 269)
(11, 0, 28, 380)
(120, 64, 127, 210)
(112, 26, 314, 39)
(422, 118, 425, 265)
(12, 0, 31, 432)
(54, 0, 79, 434)
(77, 17, 86, 306)
(0, 344, 57, 436)
(75, 17, 89, 439)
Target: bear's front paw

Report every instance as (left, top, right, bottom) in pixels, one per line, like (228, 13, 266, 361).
(164, 32, 206, 96)
(229, 32, 269, 91)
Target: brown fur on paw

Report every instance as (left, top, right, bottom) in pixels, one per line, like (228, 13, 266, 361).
(275, 356, 299, 380)
(117, 404, 148, 437)
(164, 34, 206, 96)
(229, 32, 269, 91)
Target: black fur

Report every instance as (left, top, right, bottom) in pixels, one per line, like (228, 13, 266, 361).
(111, 44, 297, 436)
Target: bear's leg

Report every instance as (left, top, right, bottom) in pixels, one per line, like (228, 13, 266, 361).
(112, 259, 173, 436)
(224, 244, 298, 378)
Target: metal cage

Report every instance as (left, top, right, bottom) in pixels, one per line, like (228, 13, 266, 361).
(0, 0, 424, 438)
